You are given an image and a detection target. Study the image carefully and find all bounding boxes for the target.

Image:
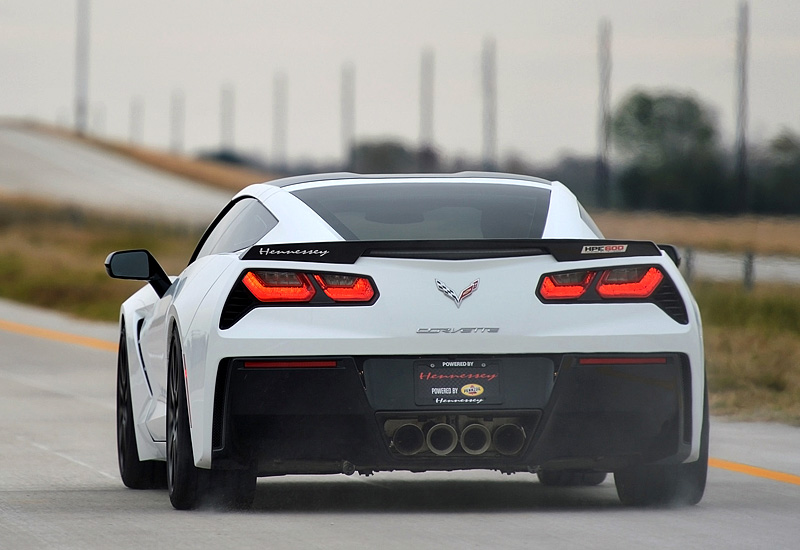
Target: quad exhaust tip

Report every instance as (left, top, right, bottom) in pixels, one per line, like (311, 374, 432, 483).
(392, 424, 425, 456)
(460, 423, 491, 455)
(426, 423, 458, 456)
(493, 424, 526, 456)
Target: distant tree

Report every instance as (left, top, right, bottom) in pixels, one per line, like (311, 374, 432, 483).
(350, 141, 417, 173)
(751, 129, 800, 214)
(612, 90, 730, 212)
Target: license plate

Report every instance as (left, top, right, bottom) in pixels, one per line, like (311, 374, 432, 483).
(414, 359, 502, 406)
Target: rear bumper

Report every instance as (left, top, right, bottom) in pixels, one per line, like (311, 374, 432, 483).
(211, 353, 693, 475)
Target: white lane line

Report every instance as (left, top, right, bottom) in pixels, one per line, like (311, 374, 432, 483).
(19, 437, 117, 481)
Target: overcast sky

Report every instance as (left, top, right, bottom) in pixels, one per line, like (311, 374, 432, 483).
(2, 0, 799, 165)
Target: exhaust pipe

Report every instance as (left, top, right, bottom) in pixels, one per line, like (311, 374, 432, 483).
(460, 424, 491, 455)
(493, 424, 526, 456)
(392, 424, 425, 456)
(426, 423, 458, 455)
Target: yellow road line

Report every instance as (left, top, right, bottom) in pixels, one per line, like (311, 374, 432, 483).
(710, 457, 800, 486)
(0, 319, 117, 353)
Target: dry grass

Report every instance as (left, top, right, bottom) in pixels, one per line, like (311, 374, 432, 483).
(705, 327, 800, 425)
(0, 197, 201, 320)
(593, 210, 800, 256)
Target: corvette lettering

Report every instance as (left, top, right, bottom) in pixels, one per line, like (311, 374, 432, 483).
(417, 327, 499, 334)
(581, 244, 628, 254)
(258, 247, 329, 258)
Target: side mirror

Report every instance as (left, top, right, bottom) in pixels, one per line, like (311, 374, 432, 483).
(105, 249, 172, 298)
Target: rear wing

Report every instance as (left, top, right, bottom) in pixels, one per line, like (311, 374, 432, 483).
(242, 240, 679, 266)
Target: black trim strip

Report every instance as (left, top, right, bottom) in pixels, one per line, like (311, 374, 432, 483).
(242, 239, 662, 264)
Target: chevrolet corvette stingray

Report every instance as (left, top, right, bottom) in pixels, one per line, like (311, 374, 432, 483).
(106, 172, 707, 509)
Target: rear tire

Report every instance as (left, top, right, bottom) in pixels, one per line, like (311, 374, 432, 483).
(537, 469, 607, 487)
(167, 331, 205, 510)
(117, 325, 167, 489)
(166, 329, 256, 510)
(614, 385, 709, 507)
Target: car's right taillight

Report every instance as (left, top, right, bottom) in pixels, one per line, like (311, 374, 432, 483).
(595, 266, 663, 298)
(536, 264, 687, 324)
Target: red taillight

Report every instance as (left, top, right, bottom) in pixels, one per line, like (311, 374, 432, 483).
(314, 274, 375, 302)
(596, 266, 663, 298)
(539, 270, 596, 300)
(242, 271, 315, 302)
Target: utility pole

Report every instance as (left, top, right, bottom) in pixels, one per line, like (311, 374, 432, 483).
(170, 90, 185, 154)
(273, 72, 288, 170)
(220, 84, 235, 150)
(735, 1, 749, 212)
(74, 0, 90, 135)
(596, 19, 612, 208)
(420, 48, 435, 149)
(129, 96, 144, 144)
(341, 64, 356, 169)
(481, 37, 497, 171)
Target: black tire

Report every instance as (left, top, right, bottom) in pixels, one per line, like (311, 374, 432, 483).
(615, 385, 709, 507)
(537, 469, 608, 487)
(167, 330, 205, 510)
(117, 325, 167, 489)
(166, 329, 256, 510)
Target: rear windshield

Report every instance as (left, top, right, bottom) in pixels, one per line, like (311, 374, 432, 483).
(291, 182, 551, 240)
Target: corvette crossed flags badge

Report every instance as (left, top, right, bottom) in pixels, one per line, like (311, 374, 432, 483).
(435, 279, 480, 308)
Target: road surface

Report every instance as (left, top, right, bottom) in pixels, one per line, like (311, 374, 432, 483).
(0, 124, 231, 224)
(1, 299, 799, 549)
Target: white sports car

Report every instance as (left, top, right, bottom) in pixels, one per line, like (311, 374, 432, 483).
(106, 172, 707, 510)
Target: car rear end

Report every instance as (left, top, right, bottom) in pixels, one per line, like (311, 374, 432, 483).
(203, 237, 702, 478)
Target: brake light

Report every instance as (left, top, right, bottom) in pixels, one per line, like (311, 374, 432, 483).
(242, 271, 315, 302)
(314, 274, 375, 302)
(596, 266, 663, 298)
(539, 270, 596, 300)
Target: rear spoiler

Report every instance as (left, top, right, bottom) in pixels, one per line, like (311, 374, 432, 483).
(243, 240, 679, 265)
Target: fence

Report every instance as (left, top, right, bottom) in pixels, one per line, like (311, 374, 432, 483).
(680, 248, 800, 288)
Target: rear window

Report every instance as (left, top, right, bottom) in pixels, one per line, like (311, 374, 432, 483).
(291, 183, 550, 240)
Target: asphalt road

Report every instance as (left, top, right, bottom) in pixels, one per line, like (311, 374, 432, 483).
(0, 124, 231, 224)
(1, 299, 799, 549)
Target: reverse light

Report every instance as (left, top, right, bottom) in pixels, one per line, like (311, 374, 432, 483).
(596, 266, 663, 298)
(242, 271, 315, 302)
(539, 270, 596, 300)
(314, 274, 375, 302)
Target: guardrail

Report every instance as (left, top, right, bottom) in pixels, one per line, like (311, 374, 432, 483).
(680, 249, 800, 289)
